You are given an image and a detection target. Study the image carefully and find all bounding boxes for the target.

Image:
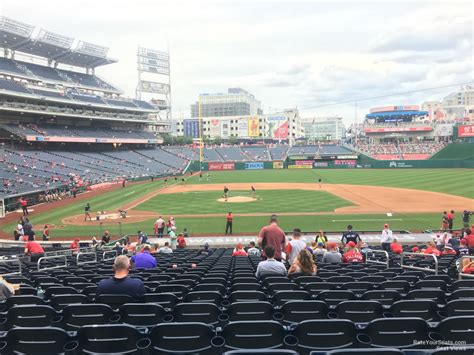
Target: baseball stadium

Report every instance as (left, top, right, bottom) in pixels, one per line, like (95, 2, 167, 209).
(0, 6, 473, 355)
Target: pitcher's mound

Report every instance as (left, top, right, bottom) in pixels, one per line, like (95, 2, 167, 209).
(217, 196, 256, 203)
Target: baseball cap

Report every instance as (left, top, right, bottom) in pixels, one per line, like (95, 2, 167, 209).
(412, 246, 419, 252)
(444, 243, 453, 250)
(347, 241, 356, 248)
(384, 224, 389, 228)
(326, 242, 338, 249)
(236, 243, 243, 249)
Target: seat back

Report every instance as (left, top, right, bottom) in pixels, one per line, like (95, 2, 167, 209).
(223, 320, 285, 350)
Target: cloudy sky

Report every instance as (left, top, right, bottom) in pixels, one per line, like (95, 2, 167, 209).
(0, 0, 472, 123)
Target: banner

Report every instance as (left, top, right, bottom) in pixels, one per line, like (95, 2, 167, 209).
(248, 117, 260, 137)
(26, 135, 154, 144)
(313, 162, 329, 167)
(266, 116, 288, 139)
(221, 120, 230, 139)
(458, 125, 474, 137)
(334, 159, 357, 166)
(288, 155, 309, 160)
(183, 119, 200, 138)
(273, 161, 284, 169)
(364, 127, 432, 133)
(295, 160, 314, 166)
(208, 162, 235, 171)
(140, 81, 170, 94)
(238, 118, 248, 137)
(370, 105, 419, 113)
(245, 162, 264, 170)
(288, 164, 313, 169)
(209, 119, 221, 137)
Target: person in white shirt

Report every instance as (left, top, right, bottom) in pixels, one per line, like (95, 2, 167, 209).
(247, 241, 261, 256)
(381, 223, 393, 252)
(158, 242, 173, 254)
(255, 246, 287, 278)
(285, 228, 307, 265)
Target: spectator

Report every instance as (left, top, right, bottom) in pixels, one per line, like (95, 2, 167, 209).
(448, 210, 455, 232)
(225, 212, 233, 235)
(70, 238, 80, 252)
(462, 210, 472, 228)
(154, 216, 165, 238)
(441, 211, 449, 231)
(19, 197, 28, 216)
(315, 230, 328, 246)
(423, 241, 441, 256)
(24, 239, 44, 262)
(176, 233, 187, 249)
(255, 246, 287, 278)
(411, 246, 420, 254)
(341, 225, 361, 246)
(461, 259, 474, 274)
(16, 220, 24, 238)
(23, 218, 33, 239)
(197, 243, 213, 256)
(459, 239, 469, 255)
(342, 241, 363, 263)
(131, 245, 157, 268)
(169, 229, 177, 249)
(390, 238, 403, 254)
(96, 255, 145, 299)
(285, 228, 307, 264)
(42, 225, 50, 241)
(158, 242, 173, 254)
(442, 243, 457, 256)
(381, 224, 393, 252)
(313, 242, 327, 258)
(113, 242, 124, 255)
(247, 241, 261, 256)
(258, 214, 286, 261)
(360, 242, 372, 254)
(288, 249, 317, 276)
(137, 231, 147, 245)
(0, 277, 17, 301)
(232, 243, 248, 257)
(101, 230, 111, 245)
(182, 228, 189, 238)
(91, 236, 98, 247)
(322, 242, 342, 264)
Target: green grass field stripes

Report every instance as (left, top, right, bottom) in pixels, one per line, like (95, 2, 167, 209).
(136, 190, 353, 214)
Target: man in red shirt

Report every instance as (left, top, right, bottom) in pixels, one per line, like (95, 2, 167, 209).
(258, 214, 286, 261)
(24, 240, 44, 262)
(70, 238, 80, 253)
(225, 212, 233, 235)
(176, 233, 187, 249)
(342, 241, 363, 263)
(19, 198, 28, 216)
(390, 238, 403, 254)
(232, 243, 248, 257)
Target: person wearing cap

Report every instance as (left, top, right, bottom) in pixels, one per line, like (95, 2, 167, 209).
(258, 214, 286, 261)
(131, 245, 157, 269)
(137, 230, 148, 245)
(70, 238, 80, 253)
(442, 243, 457, 255)
(285, 228, 307, 265)
(198, 243, 213, 256)
(225, 212, 233, 235)
(381, 224, 393, 252)
(423, 241, 441, 256)
(232, 243, 248, 257)
(341, 225, 361, 246)
(390, 237, 403, 254)
(458, 239, 469, 255)
(322, 242, 342, 264)
(342, 241, 363, 263)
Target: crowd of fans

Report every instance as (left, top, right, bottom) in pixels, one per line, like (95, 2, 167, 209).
(354, 141, 447, 159)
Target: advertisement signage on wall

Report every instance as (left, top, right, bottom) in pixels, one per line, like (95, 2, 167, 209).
(221, 120, 230, 139)
(238, 118, 248, 137)
(288, 164, 313, 169)
(288, 155, 309, 160)
(26, 135, 153, 144)
(458, 125, 474, 137)
(334, 160, 357, 166)
(266, 116, 289, 140)
(183, 119, 200, 138)
(245, 162, 264, 170)
(273, 161, 284, 169)
(295, 160, 314, 166)
(208, 162, 235, 171)
(313, 162, 329, 167)
(364, 127, 432, 133)
(248, 117, 260, 137)
(209, 119, 220, 137)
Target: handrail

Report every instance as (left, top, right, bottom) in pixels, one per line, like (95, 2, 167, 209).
(44, 246, 94, 258)
(0, 258, 22, 276)
(76, 251, 98, 266)
(364, 250, 389, 268)
(400, 252, 438, 275)
(102, 250, 117, 262)
(458, 255, 474, 279)
(37, 255, 67, 271)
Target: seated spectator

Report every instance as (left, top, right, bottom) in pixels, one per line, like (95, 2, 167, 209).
(232, 243, 248, 257)
(322, 242, 342, 263)
(113, 242, 124, 255)
(342, 241, 363, 263)
(0, 277, 17, 301)
(247, 241, 261, 256)
(313, 242, 327, 257)
(390, 238, 403, 254)
(442, 243, 457, 256)
(101, 230, 111, 245)
(24, 239, 44, 262)
(176, 233, 187, 249)
(70, 238, 80, 252)
(255, 246, 287, 278)
(285, 228, 307, 264)
(462, 259, 474, 274)
(411, 246, 420, 253)
(288, 249, 317, 276)
(158, 242, 173, 254)
(423, 241, 441, 256)
(198, 243, 213, 256)
(459, 239, 469, 255)
(96, 255, 145, 299)
(448, 233, 461, 250)
(131, 245, 157, 268)
(360, 242, 372, 254)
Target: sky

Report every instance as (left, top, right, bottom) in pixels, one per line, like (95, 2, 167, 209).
(0, 0, 472, 124)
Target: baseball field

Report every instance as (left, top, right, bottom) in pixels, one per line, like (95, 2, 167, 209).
(1, 169, 473, 239)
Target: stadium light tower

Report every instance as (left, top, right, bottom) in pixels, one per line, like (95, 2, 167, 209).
(198, 96, 204, 170)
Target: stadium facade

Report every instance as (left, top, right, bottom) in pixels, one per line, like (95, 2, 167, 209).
(301, 116, 346, 142)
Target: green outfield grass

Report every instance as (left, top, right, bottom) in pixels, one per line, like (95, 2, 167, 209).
(1, 168, 472, 237)
(136, 190, 353, 214)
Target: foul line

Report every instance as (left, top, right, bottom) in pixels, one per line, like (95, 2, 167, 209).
(332, 218, 404, 222)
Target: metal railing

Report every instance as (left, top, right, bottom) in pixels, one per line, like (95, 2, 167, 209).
(0, 258, 22, 276)
(102, 250, 118, 262)
(400, 252, 438, 275)
(37, 255, 67, 272)
(76, 251, 98, 266)
(458, 255, 474, 279)
(365, 250, 390, 268)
